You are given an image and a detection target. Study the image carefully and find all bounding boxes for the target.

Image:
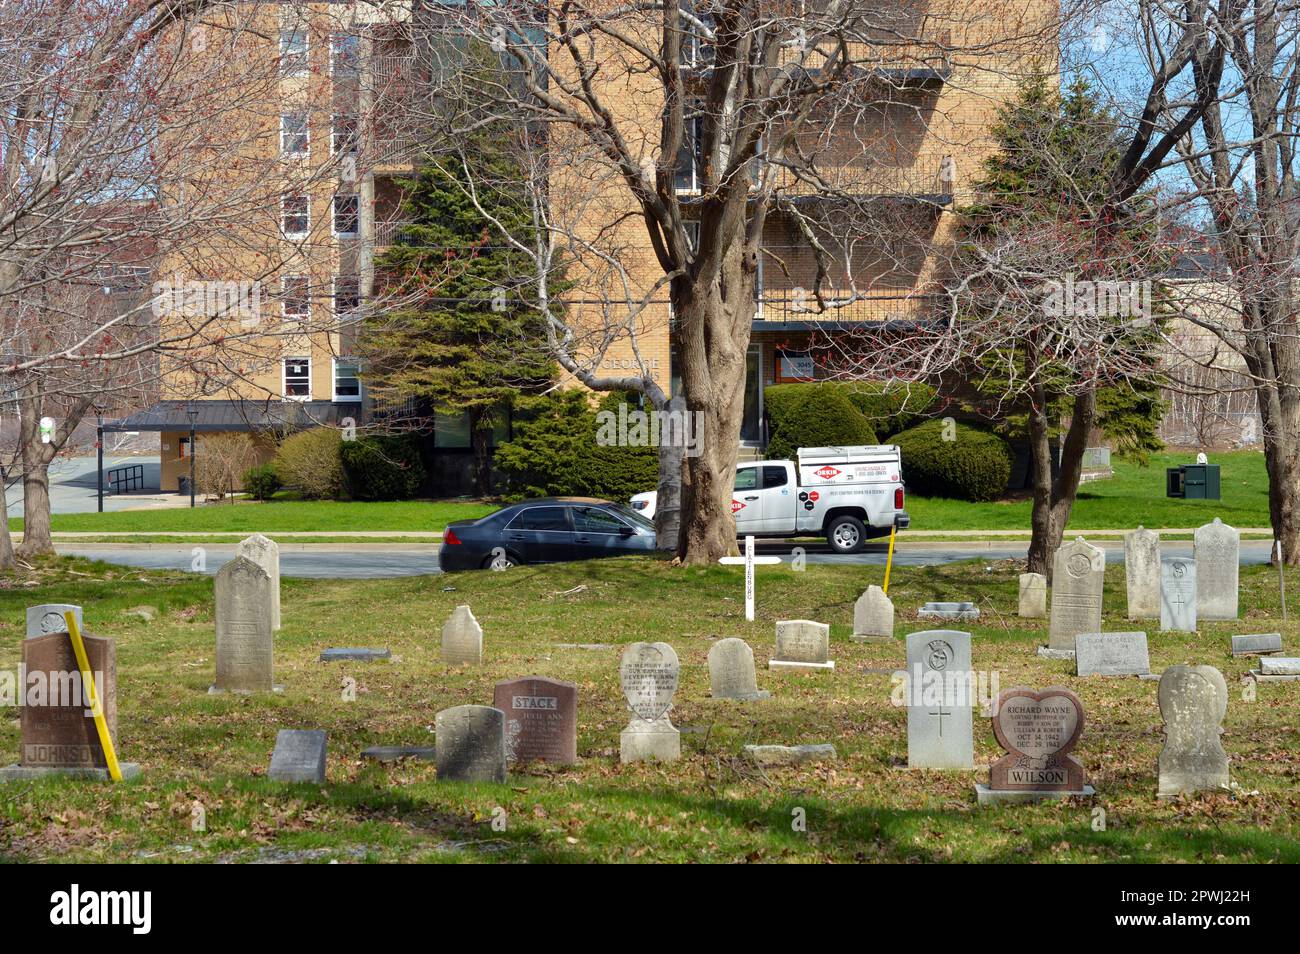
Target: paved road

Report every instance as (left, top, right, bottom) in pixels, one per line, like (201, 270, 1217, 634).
(58, 539, 1279, 580)
(6, 455, 169, 516)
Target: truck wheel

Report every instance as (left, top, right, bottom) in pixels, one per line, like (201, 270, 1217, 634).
(827, 515, 867, 554)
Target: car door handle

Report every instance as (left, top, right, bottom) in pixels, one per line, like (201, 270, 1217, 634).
(574, 535, 590, 543)
(509, 533, 526, 540)
(744, 495, 759, 501)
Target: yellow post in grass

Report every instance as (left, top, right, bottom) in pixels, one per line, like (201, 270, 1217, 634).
(64, 610, 124, 782)
(883, 524, 897, 596)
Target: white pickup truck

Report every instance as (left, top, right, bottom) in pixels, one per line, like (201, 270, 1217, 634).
(630, 445, 909, 554)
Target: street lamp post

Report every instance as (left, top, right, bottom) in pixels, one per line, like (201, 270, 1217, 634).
(96, 412, 104, 513)
(187, 408, 198, 508)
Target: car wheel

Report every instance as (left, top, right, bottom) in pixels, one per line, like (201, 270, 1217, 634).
(827, 515, 867, 554)
(484, 550, 521, 571)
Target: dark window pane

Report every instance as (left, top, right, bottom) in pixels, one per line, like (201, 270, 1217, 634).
(762, 465, 787, 488)
(515, 507, 569, 532)
(574, 507, 625, 534)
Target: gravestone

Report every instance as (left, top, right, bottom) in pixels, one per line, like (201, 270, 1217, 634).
(493, 676, 578, 764)
(1018, 573, 1046, 618)
(212, 556, 276, 694)
(1194, 519, 1239, 620)
(1074, 631, 1150, 677)
(1160, 557, 1197, 632)
(769, 620, 834, 671)
(319, 648, 391, 662)
(707, 638, 769, 700)
(0, 629, 141, 780)
(743, 744, 836, 766)
(268, 730, 326, 783)
(1231, 633, 1282, 657)
(237, 533, 280, 631)
(441, 605, 483, 666)
(1259, 657, 1300, 675)
(360, 745, 437, 762)
(976, 686, 1092, 804)
(1045, 537, 1105, 656)
(619, 642, 681, 762)
(905, 629, 973, 770)
(1082, 446, 1111, 470)
(918, 601, 979, 621)
(435, 705, 507, 782)
(1124, 527, 1161, 619)
(1158, 665, 1229, 797)
(852, 586, 894, 641)
(25, 604, 83, 638)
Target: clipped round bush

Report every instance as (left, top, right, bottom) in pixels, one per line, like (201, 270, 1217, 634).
(242, 463, 282, 501)
(890, 419, 1013, 502)
(842, 380, 936, 433)
(340, 435, 427, 501)
(765, 385, 877, 460)
(272, 427, 345, 500)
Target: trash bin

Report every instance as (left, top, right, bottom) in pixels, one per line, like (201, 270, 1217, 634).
(178, 476, 191, 497)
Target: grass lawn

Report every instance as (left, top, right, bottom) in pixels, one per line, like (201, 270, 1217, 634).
(0, 554, 1296, 863)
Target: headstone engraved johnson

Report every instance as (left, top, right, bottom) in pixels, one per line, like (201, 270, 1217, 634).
(1074, 631, 1151, 677)
(769, 620, 834, 670)
(212, 556, 275, 693)
(435, 705, 507, 782)
(25, 604, 84, 638)
(1194, 518, 1239, 620)
(619, 642, 681, 762)
(976, 686, 1090, 803)
(493, 676, 578, 764)
(707, 638, 769, 700)
(1046, 537, 1104, 655)
(852, 586, 894, 640)
(1018, 573, 1046, 618)
(1160, 557, 1197, 632)
(1124, 527, 1161, 619)
(1158, 665, 1230, 798)
(441, 605, 483, 666)
(237, 533, 281, 631)
(904, 629, 974, 770)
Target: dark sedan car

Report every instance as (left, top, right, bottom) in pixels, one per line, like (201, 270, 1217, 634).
(438, 497, 659, 571)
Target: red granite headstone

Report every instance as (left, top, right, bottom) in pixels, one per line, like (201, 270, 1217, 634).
(492, 676, 577, 765)
(20, 631, 117, 769)
(988, 686, 1085, 792)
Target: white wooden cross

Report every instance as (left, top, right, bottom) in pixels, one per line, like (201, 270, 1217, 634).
(718, 535, 782, 621)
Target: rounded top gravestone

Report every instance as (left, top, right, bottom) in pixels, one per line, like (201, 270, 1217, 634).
(1157, 665, 1229, 797)
(619, 642, 680, 722)
(989, 686, 1086, 792)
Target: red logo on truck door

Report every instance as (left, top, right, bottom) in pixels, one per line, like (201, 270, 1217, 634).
(808, 491, 819, 502)
(813, 466, 841, 480)
(731, 500, 745, 514)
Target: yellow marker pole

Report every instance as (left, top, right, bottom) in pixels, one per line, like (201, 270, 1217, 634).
(64, 611, 124, 782)
(882, 524, 897, 596)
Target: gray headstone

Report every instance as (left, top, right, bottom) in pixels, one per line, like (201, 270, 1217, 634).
(435, 705, 507, 782)
(268, 729, 326, 783)
(319, 648, 391, 662)
(1260, 657, 1300, 675)
(1047, 538, 1105, 652)
(1124, 527, 1161, 619)
(1230, 633, 1282, 657)
(905, 629, 974, 769)
(743, 744, 836, 766)
(1158, 665, 1229, 797)
(1194, 519, 1239, 620)
(441, 605, 483, 666)
(770, 620, 833, 670)
(917, 601, 979, 621)
(1082, 446, 1111, 470)
(852, 585, 894, 638)
(1018, 573, 1046, 618)
(25, 604, 83, 638)
(1160, 557, 1197, 632)
(619, 642, 681, 762)
(237, 533, 280, 631)
(1074, 631, 1150, 676)
(213, 556, 274, 693)
(707, 638, 769, 700)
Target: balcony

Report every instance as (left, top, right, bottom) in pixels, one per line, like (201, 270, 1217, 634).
(374, 219, 415, 249)
(753, 291, 945, 329)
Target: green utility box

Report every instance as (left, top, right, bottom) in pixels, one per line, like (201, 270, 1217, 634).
(1166, 464, 1221, 500)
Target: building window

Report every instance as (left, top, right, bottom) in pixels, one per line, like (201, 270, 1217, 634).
(283, 356, 311, 400)
(331, 34, 360, 75)
(282, 194, 309, 237)
(280, 28, 308, 76)
(333, 194, 359, 236)
(281, 111, 309, 157)
(334, 275, 360, 316)
(674, 106, 703, 193)
(282, 275, 310, 319)
(332, 113, 358, 155)
(333, 358, 362, 402)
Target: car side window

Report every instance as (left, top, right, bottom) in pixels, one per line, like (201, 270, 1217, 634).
(734, 467, 758, 491)
(762, 466, 788, 488)
(512, 506, 570, 532)
(573, 507, 626, 534)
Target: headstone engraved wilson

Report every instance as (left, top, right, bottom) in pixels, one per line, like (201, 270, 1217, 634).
(1074, 631, 1151, 677)
(769, 620, 834, 670)
(1194, 518, 1239, 620)
(1160, 557, 1197, 632)
(237, 533, 281, 631)
(977, 686, 1090, 803)
(435, 705, 507, 782)
(619, 642, 681, 763)
(904, 629, 974, 770)
(1158, 665, 1229, 798)
(441, 605, 483, 666)
(1124, 527, 1160, 619)
(212, 556, 275, 693)
(493, 676, 578, 764)
(1046, 537, 1104, 654)
(707, 638, 769, 700)
(852, 585, 894, 640)
(1018, 573, 1046, 618)
(25, 604, 83, 638)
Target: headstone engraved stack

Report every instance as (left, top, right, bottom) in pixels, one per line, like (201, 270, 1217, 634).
(1194, 518, 1239, 620)
(769, 620, 834, 671)
(975, 686, 1092, 804)
(619, 642, 681, 763)
(852, 586, 894, 641)
(25, 604, 83, 637)
(707, 638, 770, 700)
(436, 705, 508, 782)
(1018, 574, 1046, 618)
(904, 630, 974, 770)
(268, 730, 326, 783)
(441, 605, 483, 666)
(1074, 631, 1151, 677)
(1124, 527, 1160, 619)
(493, 676, 578, 764)
(1043, 537, 1104, 658)
(1160, 557, 1197, 632)
(1157, 665, 1230, 798)
(212, 556, 277, 694)
(237, 533, 281, 630)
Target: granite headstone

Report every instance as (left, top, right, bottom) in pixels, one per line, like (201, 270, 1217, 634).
(1157, 665, 1229, 798)
(493, 676, 578, 764)
(435, 705, 507, 782)
(904, 629, 974, 770)
(1124, 527, 1160, 619)
(1194, 519, 1239, 620)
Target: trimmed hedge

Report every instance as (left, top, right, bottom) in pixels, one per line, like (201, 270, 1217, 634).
(765, 385, 877, 460)
(764, 381, 934, 456)
(341, 435, 427, 501)
(272, 427, 345, 500)
(890, 418, 1013, 502)
(242, 463, 282, 501)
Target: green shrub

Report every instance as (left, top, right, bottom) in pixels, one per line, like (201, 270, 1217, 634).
(843, 380, 936, 432)
(765, 385, 877, 460)
(890, 419, 1013, 501)
(242, 463, 282, 501)
(272, 427, 345, 500)
(340, 435, 427, 501)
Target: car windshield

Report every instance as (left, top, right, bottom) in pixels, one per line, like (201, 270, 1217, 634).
(608, 504, 654, 532)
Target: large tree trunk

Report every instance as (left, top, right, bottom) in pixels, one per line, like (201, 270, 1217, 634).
(469, 409, 494, 497)
(0, 471, 16, 571)
(652, 394, 685, 552)
(1026, 389, 1097, 578)
(18, 453, 53, 558)
(1246, 317, 1300, 565)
